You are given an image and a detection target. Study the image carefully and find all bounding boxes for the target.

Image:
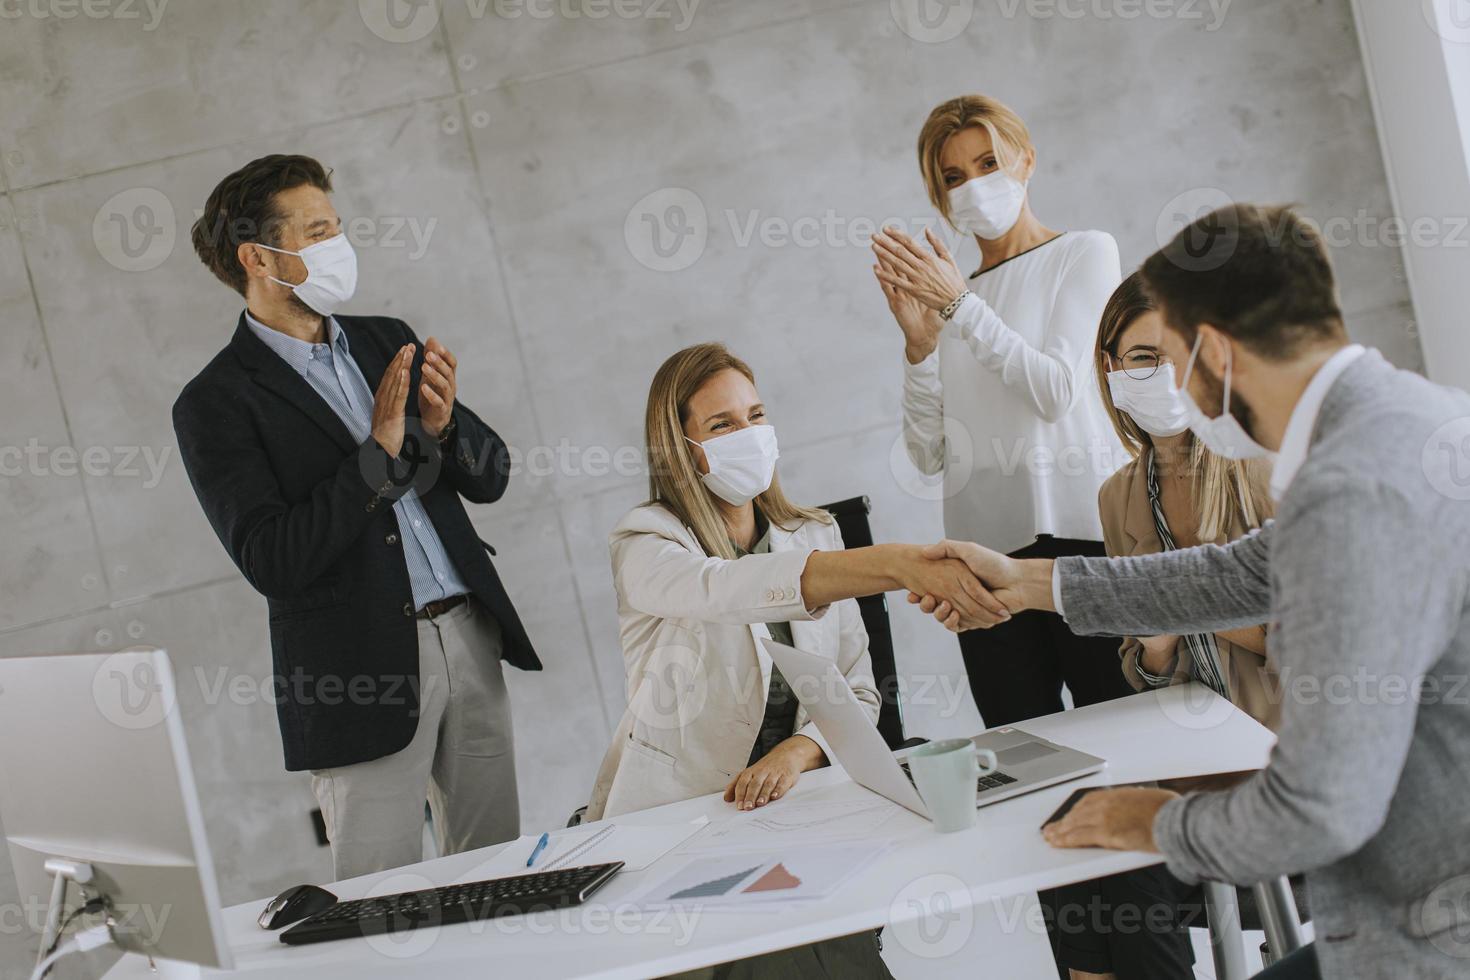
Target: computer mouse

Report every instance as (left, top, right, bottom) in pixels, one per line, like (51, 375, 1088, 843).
(259, 884, 338, 930)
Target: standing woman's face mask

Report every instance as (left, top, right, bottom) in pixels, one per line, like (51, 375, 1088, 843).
(683, 369, 779, 507)
(938, 125, 1031, 240)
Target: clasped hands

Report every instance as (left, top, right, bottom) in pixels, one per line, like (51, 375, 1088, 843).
(899, 539, 1031, 632)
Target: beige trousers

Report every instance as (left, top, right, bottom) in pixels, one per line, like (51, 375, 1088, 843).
(311, 598, 519, 880)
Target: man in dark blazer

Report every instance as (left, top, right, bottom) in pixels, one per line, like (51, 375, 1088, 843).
(174, 154, 540, 879)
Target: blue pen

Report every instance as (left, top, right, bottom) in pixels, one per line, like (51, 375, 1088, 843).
(526, 832, 550, 867)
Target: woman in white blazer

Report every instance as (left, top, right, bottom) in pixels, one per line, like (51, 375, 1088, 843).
(587, 342, 1006, 827)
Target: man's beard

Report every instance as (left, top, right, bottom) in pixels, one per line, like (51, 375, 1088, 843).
(1192, 359, 1258, 438)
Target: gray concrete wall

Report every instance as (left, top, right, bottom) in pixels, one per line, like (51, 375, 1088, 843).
(0, 1, 1418, 974)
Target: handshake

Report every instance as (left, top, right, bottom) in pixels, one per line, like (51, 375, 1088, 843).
(895, 540, 1053, 632)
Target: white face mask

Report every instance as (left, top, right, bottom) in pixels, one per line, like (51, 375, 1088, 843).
(256, 233, 358, 316)
(1178, 334, 1271, 460)
(1107, 365, 1192, 438)
(947, 171, 1027, 239)
(687, 424, 779, 507)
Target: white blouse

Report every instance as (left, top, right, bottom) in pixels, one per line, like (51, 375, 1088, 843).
(901, 230, 1125, 554)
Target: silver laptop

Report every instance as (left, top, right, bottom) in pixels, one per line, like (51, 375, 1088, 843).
(762, 637, 1106, 818)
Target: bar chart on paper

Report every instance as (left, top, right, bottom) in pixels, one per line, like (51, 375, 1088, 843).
(636, 844, 885, 908)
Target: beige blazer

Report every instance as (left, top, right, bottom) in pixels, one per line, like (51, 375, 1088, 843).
(585, 503, 880, 822)
(1098, 453, 1281, 729)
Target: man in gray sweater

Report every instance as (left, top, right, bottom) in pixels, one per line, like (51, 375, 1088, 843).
(916, 204, 1470, 980)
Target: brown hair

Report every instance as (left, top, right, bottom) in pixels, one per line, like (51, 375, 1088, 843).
(644, 343, 830, 560)
(916, 94, 1033, 225)
(1095, 272, 1270, 543)
(1141, 203, 1346, 358)
(191, 154, 334, 297)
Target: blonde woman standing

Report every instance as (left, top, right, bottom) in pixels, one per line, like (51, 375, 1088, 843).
(1049, 272, 1278, 980)
(873, 94, 1132, 728)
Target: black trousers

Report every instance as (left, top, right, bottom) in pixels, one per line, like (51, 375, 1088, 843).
(1050, 866, 1203, 979)
(956, 536, 1135, 728)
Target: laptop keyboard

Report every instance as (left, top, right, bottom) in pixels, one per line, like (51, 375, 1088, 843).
(900, 761, 1019, 793)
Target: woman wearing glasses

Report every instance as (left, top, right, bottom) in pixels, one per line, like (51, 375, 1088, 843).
(872, 93, 1133, 729)
(1048, 272, 1279, 980)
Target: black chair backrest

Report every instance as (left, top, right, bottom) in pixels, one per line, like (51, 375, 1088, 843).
(820, 496, 905, 748)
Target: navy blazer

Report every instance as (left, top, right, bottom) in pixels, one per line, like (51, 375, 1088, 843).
(173, 312, 540, 771)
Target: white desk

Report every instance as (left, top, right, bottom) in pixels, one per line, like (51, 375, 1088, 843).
(106, 685, 1273, 980)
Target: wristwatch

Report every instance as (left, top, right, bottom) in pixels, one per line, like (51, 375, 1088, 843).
(436, 416, 457, 446)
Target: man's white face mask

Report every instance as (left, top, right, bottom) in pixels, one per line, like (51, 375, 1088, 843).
(1178, 333, 1271, 460)
(687, 424, 779, 507)
(256, 233, 358, 316)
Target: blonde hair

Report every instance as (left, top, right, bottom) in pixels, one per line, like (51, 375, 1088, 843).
(1094, 272, 1272, 543)
(916, 94, 1034, 226)
(644, 343, 831, 560)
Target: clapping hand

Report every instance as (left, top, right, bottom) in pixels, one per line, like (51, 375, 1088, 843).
(873, 250, 944, 364)
(872, 226, 968, 312)
(418, 337, 458, 438)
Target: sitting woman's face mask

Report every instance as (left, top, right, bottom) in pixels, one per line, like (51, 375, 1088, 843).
(683, 369, 780, 507)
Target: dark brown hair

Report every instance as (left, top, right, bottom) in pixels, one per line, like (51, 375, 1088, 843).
(191, 154, 333, 297)
(1141, 203, 1345, 359)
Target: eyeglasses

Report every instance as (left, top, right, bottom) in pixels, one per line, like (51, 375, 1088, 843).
(1111, 345, 1169, 381)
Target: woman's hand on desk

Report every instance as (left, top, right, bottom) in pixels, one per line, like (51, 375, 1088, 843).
(724, 735, 824, 811)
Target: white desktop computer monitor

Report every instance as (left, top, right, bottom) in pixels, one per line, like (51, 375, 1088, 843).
(0, 649, 233, 970)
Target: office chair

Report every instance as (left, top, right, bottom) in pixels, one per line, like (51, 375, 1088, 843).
(820, 495, 906, 749)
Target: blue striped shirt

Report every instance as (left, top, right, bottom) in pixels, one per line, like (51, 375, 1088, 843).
(245, 312, 470, 610)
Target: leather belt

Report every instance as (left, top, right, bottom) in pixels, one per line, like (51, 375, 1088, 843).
(417, 595, 467, 620)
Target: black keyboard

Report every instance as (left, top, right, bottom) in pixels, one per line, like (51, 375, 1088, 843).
(279, 862, 624, 946)
(900, 761, 1020, 793)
